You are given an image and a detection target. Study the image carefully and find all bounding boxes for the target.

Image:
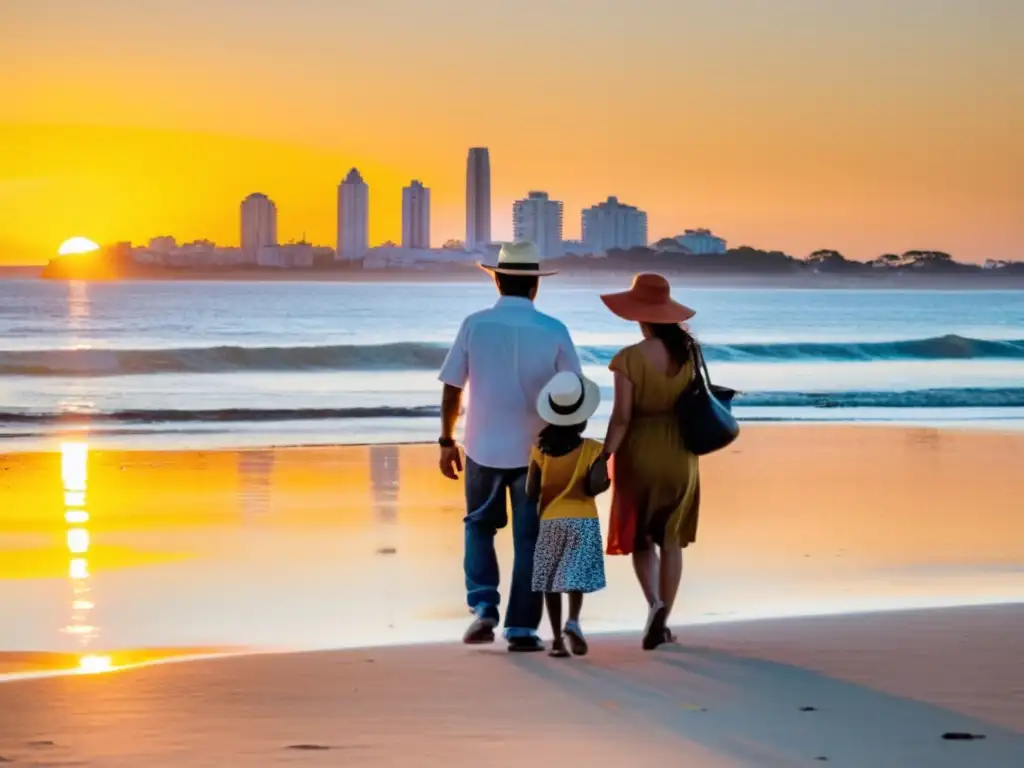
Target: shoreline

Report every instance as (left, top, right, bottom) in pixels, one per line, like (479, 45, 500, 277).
(2, 598, 1022, 684)
(5, 419, 1024, 455)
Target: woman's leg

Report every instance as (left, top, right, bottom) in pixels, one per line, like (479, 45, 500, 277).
(658, 542, 684, 622)
(632, 547, 661, 606)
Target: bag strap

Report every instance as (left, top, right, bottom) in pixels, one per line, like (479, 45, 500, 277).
(689, 341, 714, 388)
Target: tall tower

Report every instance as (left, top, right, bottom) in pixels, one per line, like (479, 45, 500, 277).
(240, 193, 278, 264)
(465, 147, 491, 251)
(337, 168, 369, 261)
(402, 180, 431, 249)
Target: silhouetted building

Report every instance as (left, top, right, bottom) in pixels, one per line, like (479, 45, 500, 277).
(337, 168, 369, 261)
(466, 148, 491, 251)
(241, 193, 278, 265)
(402, 180, 431, 249)
(512, 191, 563, 259)
(582, 196, 647, 252)
(675, 228, 726, 255)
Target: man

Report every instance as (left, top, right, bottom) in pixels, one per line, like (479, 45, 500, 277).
(438, 241, 582, 652)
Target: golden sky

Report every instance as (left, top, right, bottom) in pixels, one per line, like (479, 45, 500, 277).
(2, 0, 1022, 264)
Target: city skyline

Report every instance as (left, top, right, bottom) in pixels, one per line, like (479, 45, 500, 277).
(2, 1, 1022, 265)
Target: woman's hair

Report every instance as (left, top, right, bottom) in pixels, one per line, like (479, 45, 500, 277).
(644, 322, 698, 368)
(537, 421, 586, 457)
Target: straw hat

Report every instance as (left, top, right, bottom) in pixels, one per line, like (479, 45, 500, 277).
(478, 241, 558, 277)
(600, 273, 695, 324)
(536, 371, 601, 427)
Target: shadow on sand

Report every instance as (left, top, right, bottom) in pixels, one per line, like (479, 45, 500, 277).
(506, 642, 1024, 767)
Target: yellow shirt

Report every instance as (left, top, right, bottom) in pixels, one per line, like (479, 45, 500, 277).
(528, 438, 605, 520)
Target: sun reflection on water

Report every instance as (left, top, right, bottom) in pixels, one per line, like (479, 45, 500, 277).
(59, 441, 108, 673)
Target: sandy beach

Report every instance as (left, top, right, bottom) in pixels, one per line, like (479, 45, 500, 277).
(1, 424, 1023, 764)
(1, 607, 1022, 765)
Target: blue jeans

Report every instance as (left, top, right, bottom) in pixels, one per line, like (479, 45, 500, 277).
(464, 457, 542, 639)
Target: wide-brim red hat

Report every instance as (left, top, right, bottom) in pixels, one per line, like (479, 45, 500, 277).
(600, 273, 696, 324)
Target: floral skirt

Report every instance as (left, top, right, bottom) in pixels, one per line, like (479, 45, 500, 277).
(532, 517, 607, 594)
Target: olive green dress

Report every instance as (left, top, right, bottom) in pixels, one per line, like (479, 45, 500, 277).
(606, 344, 700, 555)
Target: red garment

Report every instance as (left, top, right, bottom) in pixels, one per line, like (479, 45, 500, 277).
(605, 454, 637, 555)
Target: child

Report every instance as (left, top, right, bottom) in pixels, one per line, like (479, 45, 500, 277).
(528, 371, 610, 658)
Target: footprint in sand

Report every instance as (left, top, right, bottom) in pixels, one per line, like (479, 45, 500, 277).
(942, 732, 986, 741)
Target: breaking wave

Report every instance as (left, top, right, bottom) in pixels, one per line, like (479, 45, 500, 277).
(2, 334, 1023, 377)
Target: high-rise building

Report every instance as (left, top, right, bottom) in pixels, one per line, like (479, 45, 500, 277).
(512, 191, 563, 259)
(337, 168, 369, 261)
(402, 180, 431, 249)
(240, 193, 278, 264)
(465, 147, 491, 251)
(582, 196, 648, 252)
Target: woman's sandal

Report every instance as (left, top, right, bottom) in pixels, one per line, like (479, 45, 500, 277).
(548, 638, 570, 658)
(564, 624, 589, 656)
(642, 602, 668, 651)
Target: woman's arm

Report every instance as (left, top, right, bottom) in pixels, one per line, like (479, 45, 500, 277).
(602, 371, 634, 456)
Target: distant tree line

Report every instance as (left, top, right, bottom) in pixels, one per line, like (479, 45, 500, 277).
(548, 246, 1024, 276)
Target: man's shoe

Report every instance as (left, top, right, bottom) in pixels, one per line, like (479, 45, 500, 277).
(507, 635, 545, 653)
(463, 616, 497, 645)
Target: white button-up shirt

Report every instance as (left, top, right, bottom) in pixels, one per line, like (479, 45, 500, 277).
(439, 296, 582, 469)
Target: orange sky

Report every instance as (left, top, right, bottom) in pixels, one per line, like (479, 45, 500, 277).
(2, 0, 1022, 264)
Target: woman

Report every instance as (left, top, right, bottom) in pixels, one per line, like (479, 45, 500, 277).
(600, 273, 700, 650)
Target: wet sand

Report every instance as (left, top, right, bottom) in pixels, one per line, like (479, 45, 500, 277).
(1, 425, 1023, 664)
(1, 425, 1023, 764)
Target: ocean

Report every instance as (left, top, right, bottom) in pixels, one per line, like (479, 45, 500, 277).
(1, 279, 1023, 449)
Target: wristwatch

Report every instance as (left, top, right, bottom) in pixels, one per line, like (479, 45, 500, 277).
(438, 437, 456, 448)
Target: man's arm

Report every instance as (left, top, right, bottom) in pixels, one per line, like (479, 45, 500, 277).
(555, 324, 583, 375)
(441, 384, 463, 443)
(438, 321, 469, 479)
(438, 384, 464, 480)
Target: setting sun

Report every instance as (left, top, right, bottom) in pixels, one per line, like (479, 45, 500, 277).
(58, 237, 100, 257)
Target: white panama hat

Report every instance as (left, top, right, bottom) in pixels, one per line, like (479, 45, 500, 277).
(478, 240, 559, 277)
(536, 371, 601, 427)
